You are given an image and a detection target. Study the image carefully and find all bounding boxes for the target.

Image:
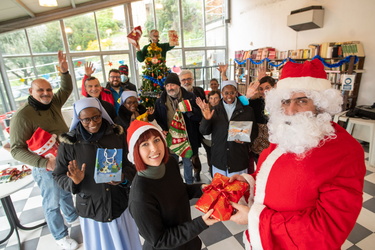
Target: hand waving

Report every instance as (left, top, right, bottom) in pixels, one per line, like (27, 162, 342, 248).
(246, 80, 260, 99)
(67, 160, 86, 185)
(58, 51, 68, 73)
(84, 62, 96, 77)
(196, 97, 214, 120)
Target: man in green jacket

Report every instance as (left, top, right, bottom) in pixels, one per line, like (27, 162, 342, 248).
(9, 51, 79, 250)
(134, 29, 174, 62)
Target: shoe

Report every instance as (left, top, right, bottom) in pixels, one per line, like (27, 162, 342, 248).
(194, 172, 201, 182)
(56, 236, 78, 250)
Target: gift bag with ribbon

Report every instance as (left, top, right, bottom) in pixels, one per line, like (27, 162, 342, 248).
(26, 127, 59, 158)
(166, 110, 193, 158)
(195, 173, 249, 221)
(127, 26, 142, 47)
(94, 148, 123, 183)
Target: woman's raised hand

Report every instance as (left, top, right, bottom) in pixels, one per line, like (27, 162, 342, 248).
(196, 97, 214, 120)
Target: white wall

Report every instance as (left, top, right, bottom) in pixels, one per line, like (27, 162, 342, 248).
(228, 0, 375, 106)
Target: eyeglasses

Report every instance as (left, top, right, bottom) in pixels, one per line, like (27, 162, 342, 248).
(80, 115, 102, 124)
(109, 76, 121, 79)
(222, 91, 236, 96)
(281, 96, 311, 107)
(180, 78, 193, 82)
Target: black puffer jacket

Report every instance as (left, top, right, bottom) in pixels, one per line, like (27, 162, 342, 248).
(53, 121, 136, 222)
(200, 99, 258, 173)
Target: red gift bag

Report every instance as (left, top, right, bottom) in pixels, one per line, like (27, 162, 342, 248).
(195, 173, 249, 221)
(26, 127, 59, 158)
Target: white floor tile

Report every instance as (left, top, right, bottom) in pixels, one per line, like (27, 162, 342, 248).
(207, 236, 244, 250)
(23, 196, 43, 210)
(356, 232, 375, 250)
(357, 207, 375, 232)
(221, 220, 247, 235)
(341, 239, 354, 249)
(365, 172, 375, 184)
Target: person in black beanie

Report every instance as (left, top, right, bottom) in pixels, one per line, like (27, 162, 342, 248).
(154, 73, 202, 184)
(118, 64, 137, 92)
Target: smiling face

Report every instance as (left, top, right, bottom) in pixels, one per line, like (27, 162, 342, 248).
(150, 30, 160, 43)
(258, 82, 273, 98)
(29, 79, 53, 105)
(222, 85, 237, 104)
(124, 96, 138, 113)
(208, 93, 220, 107)
(179, 73, 194, 92)
(108, 71, 121, 88)
(79, 107, 102, 134)
(139, 134, 165, 167)
(165, 83, 180, 98)
(85, 78, 101, 98)
(210, 79, 219, 91)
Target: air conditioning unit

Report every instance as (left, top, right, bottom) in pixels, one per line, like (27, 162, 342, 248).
(287, 6, 324, 31)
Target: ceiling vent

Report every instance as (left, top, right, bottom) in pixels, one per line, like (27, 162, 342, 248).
(287, 6, 324, 31)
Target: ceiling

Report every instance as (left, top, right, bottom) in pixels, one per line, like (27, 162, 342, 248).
(0, 0, 137, 34)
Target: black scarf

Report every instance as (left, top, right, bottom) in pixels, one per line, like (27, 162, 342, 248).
(78, 119, 108, 142)
(28, 95, 52, 111)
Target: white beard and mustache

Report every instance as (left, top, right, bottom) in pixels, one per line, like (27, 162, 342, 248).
(268, 111, 336, 155)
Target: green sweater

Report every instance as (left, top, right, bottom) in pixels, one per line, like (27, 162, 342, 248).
(136, 42, 174, 62)
(10, 73, 73, 168)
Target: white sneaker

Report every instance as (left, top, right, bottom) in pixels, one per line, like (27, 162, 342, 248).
(56, 236, 78, 250)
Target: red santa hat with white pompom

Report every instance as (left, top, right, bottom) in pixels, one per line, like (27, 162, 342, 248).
(277, 59, 331, 91)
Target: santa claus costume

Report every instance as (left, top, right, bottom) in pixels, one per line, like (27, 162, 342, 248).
(242, 59, 366, 250)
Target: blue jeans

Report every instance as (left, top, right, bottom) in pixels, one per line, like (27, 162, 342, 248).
(212, 165, 248, 177)
(171, 154, 194, 184)
(32, 167, 78, 240)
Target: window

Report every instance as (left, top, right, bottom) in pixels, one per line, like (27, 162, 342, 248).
(0, 1, 227, 111)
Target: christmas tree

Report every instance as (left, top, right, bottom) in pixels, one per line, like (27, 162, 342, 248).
(139, 43, 169, 107)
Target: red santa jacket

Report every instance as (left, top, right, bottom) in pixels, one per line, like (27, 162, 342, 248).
(244, 122, 366, 250)
(81, 74, 114, 105)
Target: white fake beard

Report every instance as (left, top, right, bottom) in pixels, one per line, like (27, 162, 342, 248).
(268, 111, 335, 155)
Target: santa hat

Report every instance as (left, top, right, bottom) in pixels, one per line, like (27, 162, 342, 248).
(221, 80, 237, 91)
(127, 120, 166, 163)
(26, 127, 58, 158)
(120, 91, 138, 105)
(118, 64, 129, 75)
(277, 59, 331, 91)
(165, 73, 181, 86)
(70, 97, 114, 131)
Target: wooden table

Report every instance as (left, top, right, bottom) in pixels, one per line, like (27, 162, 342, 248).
(0, 165, 46, 249)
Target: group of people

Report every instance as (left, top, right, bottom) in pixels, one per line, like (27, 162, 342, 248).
(8, 46, 366, 250)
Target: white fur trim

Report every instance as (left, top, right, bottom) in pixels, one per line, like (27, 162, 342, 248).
(248, 203, 266, 250)
(248, 147, 284, 250)
(277, 77, 331, 91)
(127, 125, 165, 163)
(241, 174, 255, 207)
(243, 231, 252, 250)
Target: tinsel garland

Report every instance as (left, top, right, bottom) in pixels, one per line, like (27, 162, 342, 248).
(234, 55, 359, 68)
(142, 73, 170, 87)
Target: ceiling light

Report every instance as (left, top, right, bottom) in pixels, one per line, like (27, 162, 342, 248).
(39, 0, 58, 7)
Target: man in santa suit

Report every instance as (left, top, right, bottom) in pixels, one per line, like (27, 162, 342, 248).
(229, 59, 366, 250)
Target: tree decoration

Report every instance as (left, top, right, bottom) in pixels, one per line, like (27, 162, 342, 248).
(140, 43, 170, 107)
(108, 61, 113, 67)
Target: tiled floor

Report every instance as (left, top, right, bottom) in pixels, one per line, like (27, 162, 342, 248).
(0, 143, 374, 250)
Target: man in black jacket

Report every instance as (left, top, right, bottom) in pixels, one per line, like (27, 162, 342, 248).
(154, 73, 202, 184)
